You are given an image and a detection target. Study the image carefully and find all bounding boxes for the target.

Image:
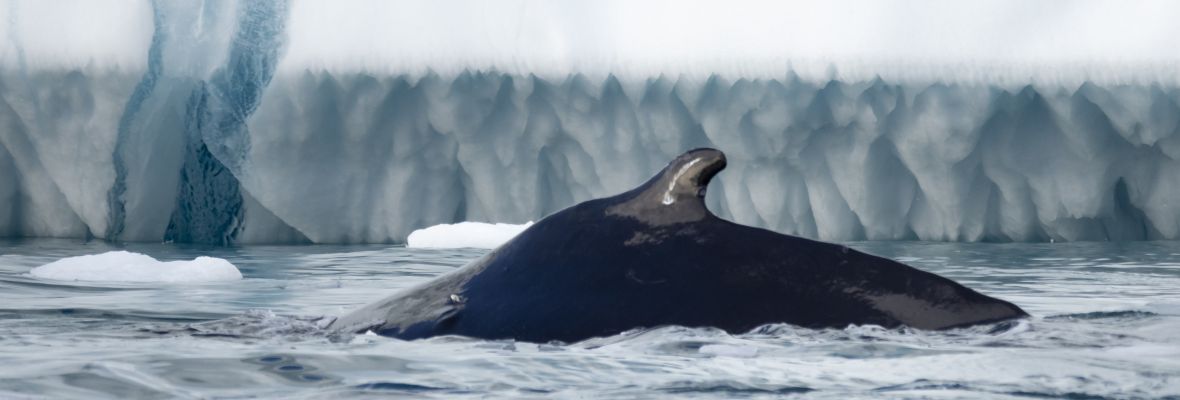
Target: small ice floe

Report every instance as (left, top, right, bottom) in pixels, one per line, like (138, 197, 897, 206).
(29, 251, 242, 282)
(699, 344, 759, 358)
(406, 221, 533, 249)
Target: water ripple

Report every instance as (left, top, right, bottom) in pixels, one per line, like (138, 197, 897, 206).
(1, 239, 1179, 398)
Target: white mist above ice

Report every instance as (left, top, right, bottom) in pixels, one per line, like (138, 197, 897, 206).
(281, 0, 1180, 84)
(7, 0, 1180, 83)
(407, 222, 533, 249)
(29, 251, 242, 283)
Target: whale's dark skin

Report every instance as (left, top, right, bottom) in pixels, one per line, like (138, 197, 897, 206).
(331, 148, 1027, 343)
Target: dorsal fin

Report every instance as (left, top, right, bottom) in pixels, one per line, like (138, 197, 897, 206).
(607, 148, 727, 225)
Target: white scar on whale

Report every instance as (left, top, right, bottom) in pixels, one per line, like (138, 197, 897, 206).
(663, 158, 702, 205)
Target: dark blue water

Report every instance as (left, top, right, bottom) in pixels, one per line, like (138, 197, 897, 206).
(1, 239, 1179, 398)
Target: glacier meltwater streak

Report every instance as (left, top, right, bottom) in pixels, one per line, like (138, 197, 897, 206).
(0, 1, 1178, 244)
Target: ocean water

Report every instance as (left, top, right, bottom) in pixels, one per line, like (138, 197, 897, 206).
(1, 239, 1178, 399)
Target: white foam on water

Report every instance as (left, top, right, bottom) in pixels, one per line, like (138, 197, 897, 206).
(28, 251, 242, 283)
(699, 344, 760, 358)
(406, 222, 533, 249)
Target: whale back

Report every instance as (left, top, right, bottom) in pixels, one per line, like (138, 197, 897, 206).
(331, 148, 1027, 342)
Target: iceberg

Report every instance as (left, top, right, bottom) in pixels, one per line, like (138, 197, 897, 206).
(1, 1, 1178, 244)
(29, 251, 242, 283)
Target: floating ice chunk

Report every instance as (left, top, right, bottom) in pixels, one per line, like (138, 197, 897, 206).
(29, 251, 242, 282)
(406, 222, 533, 249)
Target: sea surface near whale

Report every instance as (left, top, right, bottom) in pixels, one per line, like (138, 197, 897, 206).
(1, 239, 1178, 399)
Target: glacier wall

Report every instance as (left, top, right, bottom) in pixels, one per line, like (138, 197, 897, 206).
(1, 0, 1179, 244)
(241, 74, 1180, 243)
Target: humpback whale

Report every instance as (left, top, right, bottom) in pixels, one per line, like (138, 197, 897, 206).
(332, 148, 1027, 342)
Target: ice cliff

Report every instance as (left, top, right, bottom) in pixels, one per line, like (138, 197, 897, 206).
(1, 0, 1178, 244)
